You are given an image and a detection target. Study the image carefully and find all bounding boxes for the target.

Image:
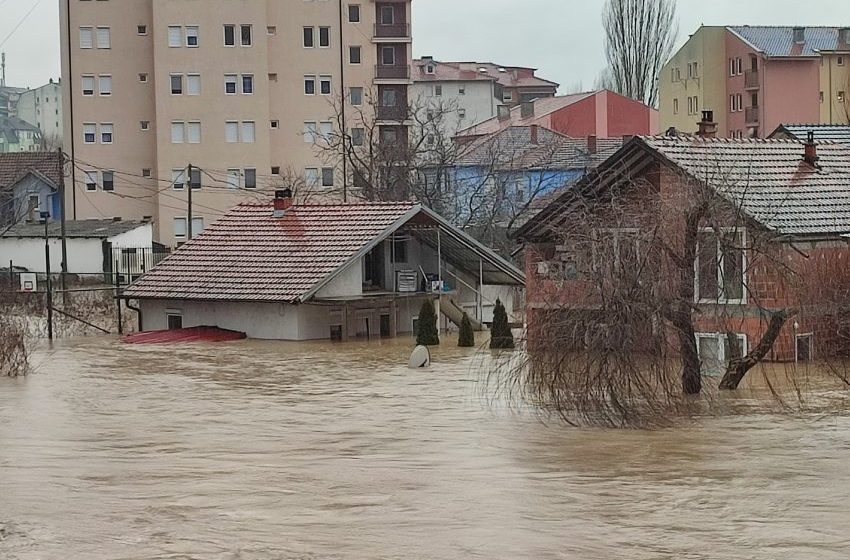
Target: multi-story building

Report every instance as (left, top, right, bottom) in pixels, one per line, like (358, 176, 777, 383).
(411, 58, 558, 134)
(660, 26, 850, 138)
(0, 117, 42, 153)
(61, 0, 413, 246)
(16, 79, 64, 148)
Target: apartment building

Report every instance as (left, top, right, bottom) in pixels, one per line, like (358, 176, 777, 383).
(411, 58, 558, 135)
(660, 26, 850, 138)
(16, 79, 64, 148)
(61, 0, 413, 246)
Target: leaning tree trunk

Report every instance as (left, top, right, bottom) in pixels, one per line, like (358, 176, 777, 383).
(719, 309, 795, 390)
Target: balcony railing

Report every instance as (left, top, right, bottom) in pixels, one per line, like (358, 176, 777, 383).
(745, 106, 760, 125)
(375, 64, 410, 80)
(374, 23, 411, 39)
(376, 104, 408, 121)
(744, 69, 760, 89)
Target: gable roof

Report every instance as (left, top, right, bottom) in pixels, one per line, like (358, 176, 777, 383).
(1, 219, 148, 239)
(728, 26, 850, 57)
(770, 124, 850, 145)
(413, 59, 559, 89)
(456, 92, 596, 138)
(456, 125, 622, 169)
(123, 202, 524, 303)
(0, 151, 62, 191)
(517, 136, 850, 240)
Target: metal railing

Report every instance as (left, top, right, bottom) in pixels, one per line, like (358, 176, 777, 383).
(744, 69, 760, 89)
(745, 106, 760, 125)
(374, 23, 411, 38)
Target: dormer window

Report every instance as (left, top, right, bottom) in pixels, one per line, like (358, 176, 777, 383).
(426, 64, 435, 74)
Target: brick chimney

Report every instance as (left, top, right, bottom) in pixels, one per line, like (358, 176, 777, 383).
(530, 124, 539, 145)
(697, 110, 717, 138)
(273, 188, 293, 217)
(497, 105, 511, 121)
(804, 130, 819, 166)
(793, 26, 806, 44)
(587, 134, 598, 155)
(520, 101, 535, 119)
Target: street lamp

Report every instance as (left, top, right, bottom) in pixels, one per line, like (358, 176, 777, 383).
(41, 210, 53, 341)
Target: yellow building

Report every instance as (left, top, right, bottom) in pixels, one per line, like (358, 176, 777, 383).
(819, 51, 850, 124)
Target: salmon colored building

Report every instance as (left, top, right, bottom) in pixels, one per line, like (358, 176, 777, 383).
(661, 26, 850, 139)
(454, 90, 659, 142)
(516, 121, 850, 366)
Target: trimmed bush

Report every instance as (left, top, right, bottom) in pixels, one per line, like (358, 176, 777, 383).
(416, 299, 440, 346)
(489, 298, 514, 349)
(458, 312, 475, 347)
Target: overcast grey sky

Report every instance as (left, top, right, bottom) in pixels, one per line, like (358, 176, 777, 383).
(1, 0, 848, 89)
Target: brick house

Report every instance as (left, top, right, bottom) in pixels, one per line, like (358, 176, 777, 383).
(515, 123, 850, 366)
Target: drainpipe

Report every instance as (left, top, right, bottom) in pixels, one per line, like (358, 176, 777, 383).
(125, 298, 142, 332)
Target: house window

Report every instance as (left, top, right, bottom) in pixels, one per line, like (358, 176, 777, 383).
(166, 312, 183, 330)
(225, 121, 239, 143)
(225, 74, 237, 94)
(84, 170, 97, 191)
(796, 333, 813, 362)
(96, 27, 111, 49)
(137, 25, 147, 36)
(270, 120, 279, 129)
(83, 123, 96, 143)
(382, 88, 397, 107)
(241, 25, 252, 46)
(271, 166, 281, 175)
(186, 74, 201, 96)
(503, 90, 513, 102)
(82, 75, 95, 96)
(349, 46, 361, 64)
(435, 85, 443, 97)
(320, 75, 332, 95)
(101, 171, 115, 191)
(839, 91, 846, 103)
(192, 217, 204, 236)
(267, 26, 276, 36)
(839, 56, 845, 66)
(244, 168, 257, 189)
(187, 121, 201, 144)
(392, 238, 408, 263)
(185, 26, 199, 47)
(226, 169, 241, 189)
(168, 26, 182, 47)
(321, 167, 334, 187)
(79, 27, 93, 49)
(171, 121, 185, 143)
(319, 122, 333, 141)
(241, 121, 256, 143)
(142, 169, 152, 178)
(348, 4, 360, 23)
(100, 123, 114, 144)
(458, 108, 466, 119)
(242, 75, 254, 94)
(172, 169, 186, 190)
(139, 73, 148, 83)
(592, 229, 640, 273)
(99, 75, 112, 95)
(304, 75, 316, 95)
(696, 229, 745, 303)
(318, 26, 330, 47)
(820, 91, 825, 103)
(303, 27, 314, 48)
(380, 5, 394, 24)
(305, 167, 319, 187)
(350, 86, 363, 105)
(381, 46, 395, 66)
(189, 167, 201, 188)
(696, 333, 748, 375)
(171, 74, 183, 95)
(303, 121, 317, 143)
(173, 218, 188, 239)
(351, 127, 364, 146)
(673, 98, 679, 114)
(224, 24, 235, 46)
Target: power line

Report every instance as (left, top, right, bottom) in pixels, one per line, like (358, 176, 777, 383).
(0, 0, 44, 49)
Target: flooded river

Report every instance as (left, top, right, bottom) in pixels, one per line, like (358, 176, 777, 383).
(1, 337, 849, 559)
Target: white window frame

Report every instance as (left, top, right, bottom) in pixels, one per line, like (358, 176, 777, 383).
(187, 121, 202, 144)
(80, 27, 93, 49)
(225, 121, 239, 143)
(83, 123, 97, 144)
(186, 74, 201, 96)
(241, 121, 256, 143)
(319, 75, 332, 95)
(696, 332, 748, 375)
(172, 168, 186, 190)
(223, 24, 236, 47)
(590, 227, 640, 272)
(694, 227, 747, 305)
(173, 217, 188, 239)
(98, 74, 112, 96)
(241, 74, 254, 95)
(168, 26, 182, 48)
(226, 168, 241, 189)
(81, 75, 95, 96)
(185, 25, 199, 47)
(171, 121, 185, 144)
(84, 170, 98, 191)
(224, 74, 238, 95)
(100, 123, 114, 144)
(240, 24, 252, 47)
(96, 26, 111, 49)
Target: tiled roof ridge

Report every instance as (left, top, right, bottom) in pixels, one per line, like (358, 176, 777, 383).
(233, 201, 417, 208)
(641, 135, 840, 145)
(728, 25, 847, 30)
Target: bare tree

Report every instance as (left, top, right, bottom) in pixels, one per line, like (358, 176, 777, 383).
(601, 0, 678, 107)
(499, 152, 850, 428)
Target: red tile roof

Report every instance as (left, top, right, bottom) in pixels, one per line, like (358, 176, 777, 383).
(124, 202, 418, 303)
(0, 151, 63, 191)
(456, 92, 597, 137)
(413, 59, 559, 89)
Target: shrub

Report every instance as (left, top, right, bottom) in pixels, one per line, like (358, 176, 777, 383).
(458, 312, 475, 347)
(489, 298, 514, 350)
(416, 298, 440, 346)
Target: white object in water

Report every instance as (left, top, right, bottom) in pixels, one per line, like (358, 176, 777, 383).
(408, 345, 431, 369)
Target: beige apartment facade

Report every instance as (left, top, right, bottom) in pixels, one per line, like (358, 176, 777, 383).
(61, 0, 412, 246)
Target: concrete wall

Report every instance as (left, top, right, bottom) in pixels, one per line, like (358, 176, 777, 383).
(316, 259, 363, 298)
(109, 223, 154, 248)
(0, 237, 103, 274)
(16, 82, 63, 147)
(411, 79, 496, 136)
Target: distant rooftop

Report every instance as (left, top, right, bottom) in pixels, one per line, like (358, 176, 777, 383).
(770, 124, 850, 145)
(1, 219, 149, 239)
(728, 26, 850, 57)
(414, 59, 559, 90)
(0, 151, 63, 190)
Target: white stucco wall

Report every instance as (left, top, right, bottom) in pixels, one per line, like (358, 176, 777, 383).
(411, 79, 497, 137)
(0, 237, 103, 274)
(315, 259, 362, 298)
(109, 224, 153, 248)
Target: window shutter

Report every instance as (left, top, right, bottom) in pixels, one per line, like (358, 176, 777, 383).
(168, 26, 182, 47)
(79, 28, 93, 49)
(225, 122, 239, 143)
(96, 27, 111, 48)
(171, 122, 184, 143)
(187, 75, 201, 96)
(227, 169, 240, 189)
(241, 121, 255, 143)
(188, 122, 201, 144)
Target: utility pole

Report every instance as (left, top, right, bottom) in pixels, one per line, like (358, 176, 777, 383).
(187, 164, 194, 240)
(58, 149, 68, 296)
(43, 213, 54, 341)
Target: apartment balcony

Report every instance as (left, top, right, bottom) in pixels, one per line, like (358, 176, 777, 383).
(745, 106, 760, 125)
(376, 104, 408, 121)
(375, 64, 411, 82)
(744, 69, 760, 90)
(373, 23, 411, 42)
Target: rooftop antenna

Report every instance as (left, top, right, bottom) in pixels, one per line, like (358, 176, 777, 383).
(1, 52, 5, 87)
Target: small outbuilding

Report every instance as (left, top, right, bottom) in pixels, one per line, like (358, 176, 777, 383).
(123, 192, 525, 341)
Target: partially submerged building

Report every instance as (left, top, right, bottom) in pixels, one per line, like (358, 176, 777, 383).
(0, 152, 64, 225)
(123, 192, 525, 340)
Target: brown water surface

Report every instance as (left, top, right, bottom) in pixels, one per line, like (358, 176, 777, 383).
(1, 337, 849, 559)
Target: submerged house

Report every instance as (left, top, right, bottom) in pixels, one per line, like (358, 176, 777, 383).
(516, 119, 850, 365)
(123, 191, 525, 340)
(0, 151, 64, 226)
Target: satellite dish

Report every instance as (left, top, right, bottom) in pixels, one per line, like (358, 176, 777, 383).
(408, 345, 431, 369)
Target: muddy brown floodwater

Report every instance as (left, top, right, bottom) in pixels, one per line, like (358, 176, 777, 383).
(1, 337, 850, 559)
